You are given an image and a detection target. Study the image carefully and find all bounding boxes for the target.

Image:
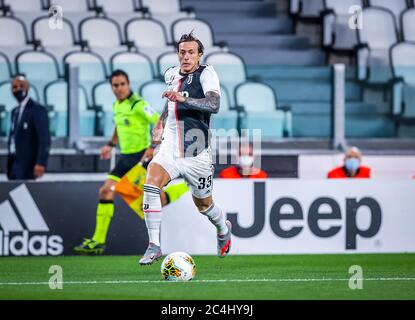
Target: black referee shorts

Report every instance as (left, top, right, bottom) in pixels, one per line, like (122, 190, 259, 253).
(107, 150, 148, 182)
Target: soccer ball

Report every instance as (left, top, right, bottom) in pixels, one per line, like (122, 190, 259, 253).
(161, 252, 196, 281)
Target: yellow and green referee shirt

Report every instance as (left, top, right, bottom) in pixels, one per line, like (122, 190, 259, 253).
(113, 92, 159, 154)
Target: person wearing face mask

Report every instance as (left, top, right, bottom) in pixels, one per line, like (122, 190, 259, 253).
(7, 75, 51, 180)
(219, 143, 268, 179)
(327, 146, 371, 179)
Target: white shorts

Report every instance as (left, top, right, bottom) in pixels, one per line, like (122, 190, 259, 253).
(151, 147, 214, 199)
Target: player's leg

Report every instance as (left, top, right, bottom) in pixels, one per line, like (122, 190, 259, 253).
(192, 194, 231, 257)
(73, 179, 116, 255)
(184, 149, 231, 257)
(139, 162, 172, 265)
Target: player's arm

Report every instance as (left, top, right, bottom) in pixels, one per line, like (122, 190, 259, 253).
(162, 91, 220, 114)
(183, 91, 220, 114)
(151, 101, 168, 144)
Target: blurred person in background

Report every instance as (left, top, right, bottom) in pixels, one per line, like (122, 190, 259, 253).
(219, 142, 268, 179)
(327, 146, 371, 179)
(7, 75, 50, 180)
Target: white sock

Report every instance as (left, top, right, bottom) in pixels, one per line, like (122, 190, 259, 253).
(200, 202, 228, 236)
(143, 184, 162, 246)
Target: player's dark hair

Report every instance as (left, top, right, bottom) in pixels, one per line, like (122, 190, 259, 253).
(176, 31, 204, 54)
(110, 69, 130, 84)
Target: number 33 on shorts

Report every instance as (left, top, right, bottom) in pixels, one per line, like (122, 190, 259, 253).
(197, 175, 212, 190)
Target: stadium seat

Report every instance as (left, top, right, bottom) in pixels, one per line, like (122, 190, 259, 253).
(79, 16, 124, 48)
(0, 52, 12, 83)
(141, 0, 183, 14)
(390, 42, 415, 119)
(322, 0, 363, 51)
(32, 16, 77, 47)
(401, 8, 415, 42)
(356, 7, 398, 84)
(15, 49, 61, 104)
(95, 0, 137, 13)
(139, 79, 166, 114)
(368, 0, 408, 33)
(3, 0, 44, 12)
(171, 18, 224, 54)
(91, 80, 114, 137)
(0, 16, 30, 46)
(210, 84, 238, 136)
(45, 80, 94, 137)
(234, 81, 291, 138)
(204, 51, 247, 106)
(290, 0, 324, 19)
(0, 80, 40, 136)
(110, 50, 154, 91)
(125, 18, 170, 48)
(157, 51, 178, 78)
(46, 0, 92, 12)
(63, 50, 107, 104)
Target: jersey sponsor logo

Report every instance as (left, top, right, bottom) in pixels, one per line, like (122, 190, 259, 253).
(180, 91, 190, 98)
(0, 184, 64, 256)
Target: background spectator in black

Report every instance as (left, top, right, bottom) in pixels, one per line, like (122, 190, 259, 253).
(7, 75, 51, 180)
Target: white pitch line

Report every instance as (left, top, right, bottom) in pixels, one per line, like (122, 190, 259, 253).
(1, 278, 415, 286)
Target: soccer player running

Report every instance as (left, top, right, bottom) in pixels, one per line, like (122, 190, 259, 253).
(74, 70, 188, 255)
(139, 32, 231, 265)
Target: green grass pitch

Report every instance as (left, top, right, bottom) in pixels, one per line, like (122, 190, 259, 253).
(0, 254, 414, 300)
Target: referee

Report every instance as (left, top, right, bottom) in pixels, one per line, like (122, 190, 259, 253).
(74, 69, 181, 254)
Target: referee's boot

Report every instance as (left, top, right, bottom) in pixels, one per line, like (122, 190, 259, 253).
(73, 238, 106, 255)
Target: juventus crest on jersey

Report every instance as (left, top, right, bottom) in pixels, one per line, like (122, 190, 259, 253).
(162, 64, 221, 158)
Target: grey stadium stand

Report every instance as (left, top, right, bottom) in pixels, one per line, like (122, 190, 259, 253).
(368, 0, 409, 33)
(322, 0, 363, 52)
(209, 84, 239, 136)
(401, 8, 415, 42)
(110, 49, 154, 90)
(171, 18, 226, 55)
(356, 6, 398, 84)
(45, 80, 93, 137)
(234, 81, 292, 139)
(138, 79, 167, 115)
(63, 49, 107, 106)
(125, 17, 170, 49)
(91, 80, 115, 137)
(15, 48, 61, 104)
(204, 51, 248, 106)
(390, 42, 415, 119)
(47, 0, 93, 12)
(290, 0, 324, 19)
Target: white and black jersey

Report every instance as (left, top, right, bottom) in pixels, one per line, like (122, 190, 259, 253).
(163, 64, 221, 158)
